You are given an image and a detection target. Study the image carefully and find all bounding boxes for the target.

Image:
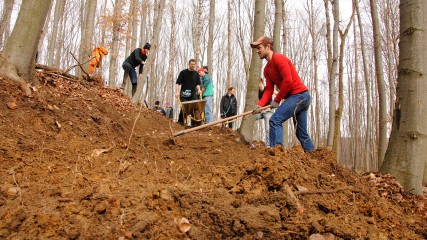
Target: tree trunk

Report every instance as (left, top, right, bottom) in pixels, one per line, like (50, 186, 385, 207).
(0, 0, 15, 49)
(329, 0, 339, 149)
(273, 0, 282, 51)
(131, 0, 165, 105)
(281, 0, 289, 147)
(166, 1, 177, 114)
(226, 0, 232, 88)
(47, 0, 66, 67)
(333, 12, 354, 162)
(354, 0, 372, 171)
(139, 0, 148, 46)
(207, 0, 215, 75)
(381, 0, 427, 196)
(238, 0, 265, 142)
(370, 0, 388, 167)
(195, 0, 202, 66)
(108, 0, 122, 87)
(80, 0, 97, 77)
(307, 0, 320, 147)
(0, 0, 51, 85)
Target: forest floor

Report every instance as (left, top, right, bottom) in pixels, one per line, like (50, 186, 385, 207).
(0, 74, 426, 239)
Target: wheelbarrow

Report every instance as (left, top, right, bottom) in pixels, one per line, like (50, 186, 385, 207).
(177, 98, 207, 126)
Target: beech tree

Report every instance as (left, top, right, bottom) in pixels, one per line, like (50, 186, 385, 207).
(0, 0, 51, 87)
(381, 0, 427, 195)
(370, 0, 388, 167)
(0, 0, 15, 49)
(132, 0, 165, 105)
(238, 0, 266, 142)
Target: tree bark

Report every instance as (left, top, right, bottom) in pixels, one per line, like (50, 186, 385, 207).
(324, 0, 338, 149)
(226, 0, 232, 88)
(47, 0, 66, 67)
(238, 0, 265, 142)
(80, 0, 97, 77)
(0, 0, 51, 85)
(381, 0, 427, 196)
(354, 0, 372, 171)
(0, 0, 15, 50)
(195, 0, 203, 66)
(370, 0, 388, 167)
(333, 11, 354, 162)
(108, 0, 122, 87)
(131, 0, 165, 105)
(207, 0, 215, 76)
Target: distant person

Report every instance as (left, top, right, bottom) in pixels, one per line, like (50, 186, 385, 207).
(121, 43, 151, 96)
(251, 36, 315, 151)
(175, 59, 201, 125)
(165, 101, 173, 119)
(198, 66, 214, 124)
(153, 100, 166, 115)
(256, 78, 274, 146)
(220, 87, 238, 128)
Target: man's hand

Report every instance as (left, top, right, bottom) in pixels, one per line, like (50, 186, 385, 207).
(270, 101, 280, 108)
(252, 105, 262, 114)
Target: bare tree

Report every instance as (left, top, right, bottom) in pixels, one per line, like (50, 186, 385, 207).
(47, 0, 66, 67)
(0, 0, 51, 87)
(381, 0, 427, 195)
(0, 0, 15, 50)
(324, 0, 339, 149)
(226, 0, 232, 88)
(239, 0, 266, 142)
(370, 0, 388, 166)
(333, 10, 354, 161)
(354, 0, 373, 171)
(132, 0, 165, 105)
(207, 0, 215, 74)
(79, 0, 97, 77)
(108, 0, 122, 87)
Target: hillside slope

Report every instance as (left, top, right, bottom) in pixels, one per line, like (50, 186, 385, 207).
(0, 76, 425, 239)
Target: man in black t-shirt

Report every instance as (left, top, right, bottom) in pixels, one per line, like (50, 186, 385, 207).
(175, 59, 201, 125)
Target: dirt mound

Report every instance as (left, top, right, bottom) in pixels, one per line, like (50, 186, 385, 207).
(0, 76, 426, 239)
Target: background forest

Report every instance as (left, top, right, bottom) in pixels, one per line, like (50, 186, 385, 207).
(0, 0, 425, 194)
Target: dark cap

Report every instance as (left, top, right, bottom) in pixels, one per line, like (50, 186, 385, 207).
(250, 36, 273, 48)
(155, 100, 160, 105)
(143, 43, 151, 50)
(203, 66, 208, 73)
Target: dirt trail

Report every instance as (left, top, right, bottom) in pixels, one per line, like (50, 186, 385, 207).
(0, 76, 425, 239)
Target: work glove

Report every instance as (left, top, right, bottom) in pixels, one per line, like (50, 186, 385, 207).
(270, 101, 280, 109)
(252, 105, 262, 114)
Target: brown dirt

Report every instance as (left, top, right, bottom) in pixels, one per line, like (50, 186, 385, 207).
(0, 75, 426, 239)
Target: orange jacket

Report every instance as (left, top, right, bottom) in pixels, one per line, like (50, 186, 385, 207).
(88, 46, 108, 74)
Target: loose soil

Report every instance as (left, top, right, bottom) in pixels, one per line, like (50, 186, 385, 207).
(0, 75, 426, 239)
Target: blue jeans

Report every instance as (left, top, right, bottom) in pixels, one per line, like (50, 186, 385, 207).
(269, 91, 315, 151)
(256, 110, 274, 146)
(203, 96, 213, 124)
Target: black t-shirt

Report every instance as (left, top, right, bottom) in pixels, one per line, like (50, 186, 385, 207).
(176, 69, 201, 98)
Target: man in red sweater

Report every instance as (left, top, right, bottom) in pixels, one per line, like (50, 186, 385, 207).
(251, 36, 315, 151)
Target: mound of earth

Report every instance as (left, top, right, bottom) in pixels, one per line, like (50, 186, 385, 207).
(0, 75, 426, 239)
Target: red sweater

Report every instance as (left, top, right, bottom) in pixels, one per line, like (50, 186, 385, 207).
(258, 53, 308, 107)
